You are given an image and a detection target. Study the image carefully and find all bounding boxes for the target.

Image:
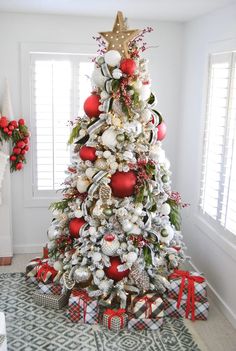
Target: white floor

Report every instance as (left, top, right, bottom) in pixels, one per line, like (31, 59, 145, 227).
(1, 254, 236, 351)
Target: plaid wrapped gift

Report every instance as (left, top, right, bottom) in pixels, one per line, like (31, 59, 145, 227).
(38, 282, 65, 295)
(168, 270, 207, 301)
(25, 276, 40, 286)
(33, 291, 69, 310)
(132, 293, 164, 319)
(164, 297, 209, 320)
(102, 309, 128, 332)
(128, 317, 163, 331)
(66, 289, 98, 324)
(25, 257, 46, 277)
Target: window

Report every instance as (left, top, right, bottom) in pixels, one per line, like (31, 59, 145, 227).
(30, 53, 93, 196)
(200, 51, 236, 236)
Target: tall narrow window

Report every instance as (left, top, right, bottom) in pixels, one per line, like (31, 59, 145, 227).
(200, 52, 236, 236)
(30, 53, 93, 196)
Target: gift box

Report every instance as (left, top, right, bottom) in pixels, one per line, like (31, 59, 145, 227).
(102, 309, 128, 332)
(168, 270, 207, 301)
(128, 316, 163, 331)
(25, 276, 40, 286)
(38, 282, 65, 295)
(132, 293, 164, 319)
(33, 291, 69, 310)
(66, 289, 98, 324)
(25, 257, 46, 277)
(164, 297, 209, 321)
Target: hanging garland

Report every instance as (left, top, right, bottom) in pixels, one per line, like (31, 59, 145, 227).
(0, 116, 30, 172)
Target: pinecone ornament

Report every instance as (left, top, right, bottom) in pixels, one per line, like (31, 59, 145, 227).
(101, 234, 120, 256)
(129, 262, 150, 292)
(99, 184, 111, 203)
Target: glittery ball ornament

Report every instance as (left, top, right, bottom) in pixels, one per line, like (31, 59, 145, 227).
(110, 171, 137, 198)
(79, 145, 97, 162)
(84, 94, 101, 118)
(101, 233, 120, 256)
(105, 256, 130, 281)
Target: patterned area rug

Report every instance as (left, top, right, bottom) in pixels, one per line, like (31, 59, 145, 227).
(0, 273, 201, 351)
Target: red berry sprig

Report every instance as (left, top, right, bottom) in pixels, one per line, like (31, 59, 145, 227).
(0, 116, 30, 172)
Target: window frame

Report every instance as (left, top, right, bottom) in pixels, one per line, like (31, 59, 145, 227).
(21, 42, 96, 207)
(196, 38, 236, 250)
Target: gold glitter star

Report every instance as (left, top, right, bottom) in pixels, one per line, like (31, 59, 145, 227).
(99, 11, 140, 58)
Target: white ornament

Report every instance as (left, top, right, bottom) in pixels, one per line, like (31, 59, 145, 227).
(94, 158, 107, 170)
(160, 203, 171, 216)
(53, 261, 63, 272)
(74, 267, 91, 283)
(122, 220, 134, 232)
(89, 227, 97, 235)
(120, 242, 127, 250)
(126, 252, 138, 263)
(124, 121, 142, 136)
(47, 241, 56, 250)
(86, 168, 96, 179)
(92, 67, 107, 88)
(134, 205, 143, 216)
(101, 234, 120, 256)
(74, 210, 83, 218)
(99, 280, 111, 292)
(95, 269, 105, 279)
(100, 91, 110, 100)
(112, 68, 123, 79)
(76, 177, 90, 193)
(101, 128, 117, 148)
(104, 50, 121, 67)
(47, 228, 59, 241)
(93, 252, 102, 262)
(103, 150, 111, 159)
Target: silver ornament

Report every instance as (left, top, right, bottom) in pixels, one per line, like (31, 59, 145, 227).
(103, 207, 113, 216)
(116, 134, 125, 142)
(73, 267, 91, 283)
(101, 235, 120, 256)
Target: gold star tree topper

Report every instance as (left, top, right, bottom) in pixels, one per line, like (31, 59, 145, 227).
(99, 11, 140, 58)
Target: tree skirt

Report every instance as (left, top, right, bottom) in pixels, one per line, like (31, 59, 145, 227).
(0, 273, 201, 351)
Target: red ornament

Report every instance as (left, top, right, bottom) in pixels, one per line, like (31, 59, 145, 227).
(16, 162, 23, 170)
(84, 94, 101, 118)
(120, 59, 137, 76)
(79, 145, 97, 162)
(0, 117, 8, 128)
(104, 256, 130, 281)
(157, 121, 167, 141)
(18, 118, 25, 125)
(17, 140, 25, 149)
(110, 171, 137, 198)
(104, 233, 115, 242)
(69, 217, 86, 238)
(10, 155, 16, 161)
(13, 147, 21, 155)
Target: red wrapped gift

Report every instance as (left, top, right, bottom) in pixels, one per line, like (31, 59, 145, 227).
(166, 270, 208, 321)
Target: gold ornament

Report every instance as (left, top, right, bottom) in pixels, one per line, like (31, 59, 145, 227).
(99, 11, 140, 58)
(99, 184, 112, 203)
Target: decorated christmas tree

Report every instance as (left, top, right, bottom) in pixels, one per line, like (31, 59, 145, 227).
(29, 12, 188, 313)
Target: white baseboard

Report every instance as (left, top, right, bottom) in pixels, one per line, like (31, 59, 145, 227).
(188, 260, 236, 329)
(13, 244, 44, 254)
(0, 235, 13, 257)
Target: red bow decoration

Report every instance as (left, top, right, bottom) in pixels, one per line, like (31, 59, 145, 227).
(72, 290, 91, 322)
(134, 295, 155, 318)
(169, 270, 205, 321)
(104, 309, 126, 329)
(37, 262, 57, 283)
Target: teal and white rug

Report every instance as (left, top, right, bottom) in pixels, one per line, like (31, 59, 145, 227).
(0, 273, 201, 351)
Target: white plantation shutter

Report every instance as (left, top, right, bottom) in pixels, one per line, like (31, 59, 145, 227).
(200, 52, 236, 236)
(30, 53, 93, 196)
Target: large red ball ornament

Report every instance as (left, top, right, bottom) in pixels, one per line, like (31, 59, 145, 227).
(110, 171, 137, 198)
(83, 94, 101, 118)
(69, 218, 86, 238)
(157, 121, 167, 141)
(79, 145, 97, 162)
(120, 59, 137, 76)
(104, 256, 130, 281)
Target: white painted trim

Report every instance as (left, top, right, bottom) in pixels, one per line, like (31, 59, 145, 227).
(0, 234, 13, 257)
(13, 244, 44, 254)
(187, 260, 236, 329)
(194, 214, 236, 262)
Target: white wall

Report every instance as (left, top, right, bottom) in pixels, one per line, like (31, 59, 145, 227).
(178, 3, 236, 327)
(0, 13, 184, 254)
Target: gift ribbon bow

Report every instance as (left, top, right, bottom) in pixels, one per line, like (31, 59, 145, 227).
(72, 290, 91, 322)
(134, 295, 155, 318)
(37, 262, 56, 282)
(169, 270, 205, 321)
(104, 309, 126, 330)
